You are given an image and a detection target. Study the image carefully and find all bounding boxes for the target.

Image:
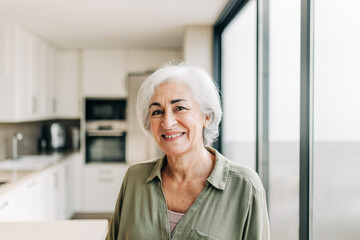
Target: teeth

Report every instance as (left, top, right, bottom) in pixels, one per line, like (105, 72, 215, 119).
(164, 133, 183, 139)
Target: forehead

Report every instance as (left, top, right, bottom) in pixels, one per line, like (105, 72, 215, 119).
(151, 81, 194, 102)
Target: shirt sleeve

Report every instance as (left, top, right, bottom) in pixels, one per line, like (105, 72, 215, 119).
(242, 187, 271, 240)
(105, 174, 127, 240)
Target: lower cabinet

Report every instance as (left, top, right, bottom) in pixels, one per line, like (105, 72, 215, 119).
(82, 164, 128, 212)
(0, 181, 35, 221)
(0, 153, 82, 221)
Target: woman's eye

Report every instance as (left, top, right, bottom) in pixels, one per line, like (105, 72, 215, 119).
(151, 110, 163, 116)
(174, 106, 186, 111)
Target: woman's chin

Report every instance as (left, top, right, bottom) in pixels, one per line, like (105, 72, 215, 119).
(161, 146, 189, 158)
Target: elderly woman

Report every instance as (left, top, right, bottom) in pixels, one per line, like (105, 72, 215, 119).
(106, 63, 270, 240)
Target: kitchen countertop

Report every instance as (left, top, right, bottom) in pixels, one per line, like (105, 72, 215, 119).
(0, 151, 79, 196)
(0, 219, 108, 240)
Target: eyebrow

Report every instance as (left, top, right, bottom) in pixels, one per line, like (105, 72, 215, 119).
(171, 99, 187, 104)
(149, 99, 187, 109)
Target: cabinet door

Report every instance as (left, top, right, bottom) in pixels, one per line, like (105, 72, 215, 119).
(27, 36, 47, 120)
(35, 167, 60, 221)
(0, 19, 16, 122)
(35, 159, 72, 221)
(46, 45, 58, 118)
(127, 74, 162, 164)
(0, 189, 22, 221)
(82, 50, 127, 97)
(63, 153, 82, 218)
(56, 51, 80, 118)
(1, 21, 52, 122)
(0, 18, 7, 78)
(0, 178, 40, 222)
(13, 25, 30, 121)
(83, 165, 128, 212)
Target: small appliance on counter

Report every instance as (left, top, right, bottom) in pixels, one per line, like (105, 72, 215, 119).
(39, 123, 67, 153)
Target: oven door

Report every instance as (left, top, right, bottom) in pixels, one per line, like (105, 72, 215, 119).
(85, 131, 126, 163)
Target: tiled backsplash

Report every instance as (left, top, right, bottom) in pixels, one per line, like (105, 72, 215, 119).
(0, 120, 80, 161)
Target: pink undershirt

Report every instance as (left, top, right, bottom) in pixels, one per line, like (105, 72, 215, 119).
(168, 209, 185, 233)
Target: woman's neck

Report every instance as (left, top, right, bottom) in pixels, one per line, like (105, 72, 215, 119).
(163, 147, 215, 183)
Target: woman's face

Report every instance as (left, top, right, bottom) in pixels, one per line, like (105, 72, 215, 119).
(149, 81, 210, 157)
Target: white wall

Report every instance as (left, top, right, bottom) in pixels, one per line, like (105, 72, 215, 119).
(183, 26, 213, 73)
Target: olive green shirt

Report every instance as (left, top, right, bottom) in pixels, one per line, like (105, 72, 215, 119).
(106, 148, 270, 240)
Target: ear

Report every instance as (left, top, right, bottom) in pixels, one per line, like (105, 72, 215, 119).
(203, 114, 211, 128)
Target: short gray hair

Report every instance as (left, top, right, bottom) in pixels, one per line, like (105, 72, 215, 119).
(136, 62, 222, 146)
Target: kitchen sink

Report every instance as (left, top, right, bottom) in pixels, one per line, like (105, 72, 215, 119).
(0, 154, 63, 171)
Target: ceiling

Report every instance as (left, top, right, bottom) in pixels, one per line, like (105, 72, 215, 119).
(0, 0, 229, 49)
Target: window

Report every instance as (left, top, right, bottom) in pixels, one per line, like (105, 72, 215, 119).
(268, 0, 300, 239)
(221, 0, 257, 170)
(312, 0, 360, 239)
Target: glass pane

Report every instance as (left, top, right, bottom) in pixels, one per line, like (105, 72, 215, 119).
(313, 1, 360, 239)
(268, 1, 300, 239)
(221, 0, 257, 170)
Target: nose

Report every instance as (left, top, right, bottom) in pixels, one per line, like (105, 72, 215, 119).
(161, 111, 177, 129)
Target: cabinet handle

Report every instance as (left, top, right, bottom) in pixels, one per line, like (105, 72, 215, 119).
(98, 169, 112, 174)
(53, 172, 58, 189)
(65, 165, 69, 182)
(0, 201, 9, 210)
(32, 96, 37, 114)
(52, 98, 56, 114)
(98, 178, 113, 183)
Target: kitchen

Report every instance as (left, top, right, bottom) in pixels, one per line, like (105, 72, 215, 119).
(0, 0, 229, 239)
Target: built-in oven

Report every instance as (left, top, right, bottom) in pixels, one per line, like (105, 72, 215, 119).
(85, 121, 127, 163)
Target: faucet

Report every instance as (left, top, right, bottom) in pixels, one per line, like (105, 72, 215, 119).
(12, 133, 23, 159)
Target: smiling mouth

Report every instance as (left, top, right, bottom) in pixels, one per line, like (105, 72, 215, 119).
(162, 132, 185, 139)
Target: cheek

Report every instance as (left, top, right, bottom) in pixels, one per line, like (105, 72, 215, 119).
(149, 119, 159, 135)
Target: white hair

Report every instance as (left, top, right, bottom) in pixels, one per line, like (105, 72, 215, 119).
(136, 62, 222, 146)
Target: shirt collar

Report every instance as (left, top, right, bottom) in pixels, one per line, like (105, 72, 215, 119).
(145, 147, 230, 191)
(145, 155, 166, 183)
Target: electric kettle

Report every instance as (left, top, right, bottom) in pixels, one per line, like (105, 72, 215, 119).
(48, 123, 67, 151)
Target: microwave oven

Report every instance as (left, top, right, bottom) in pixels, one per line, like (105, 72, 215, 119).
(85, 98, 126, 121)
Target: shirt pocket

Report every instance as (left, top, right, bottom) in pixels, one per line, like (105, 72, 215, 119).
(187, 229, 218, 240)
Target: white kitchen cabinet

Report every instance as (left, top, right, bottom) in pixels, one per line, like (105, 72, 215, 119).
(64, 152, 83, 218)
(40, 153, 82, 220)
(125, 50, 181, 73)
(81, 49, 181, 98)
(0, 186, 24, 221)
(46, 45, 58, 117)
(0, 18, 11, 80)
(0, 18, 61, 122)
(0, 22, 27, 122)
(83, 164, 128, 212)
(56, 154, 81, 219)
(0, 176, 43, 221)
(82, 50, 127, 97)
(56, 51, 80, 118)
(27, 35, 48, 120)
(0, 152, 83, 222)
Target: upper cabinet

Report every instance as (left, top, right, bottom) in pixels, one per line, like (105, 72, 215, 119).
(81, 50, 181, 98)
(46, 45, 57, 117)
(0, 18, 80, 122)
(82, 50, 127, 98)
(27, 34, 48, 120)
(0, 20, 31, 122)
(56, 51, 80, 118)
